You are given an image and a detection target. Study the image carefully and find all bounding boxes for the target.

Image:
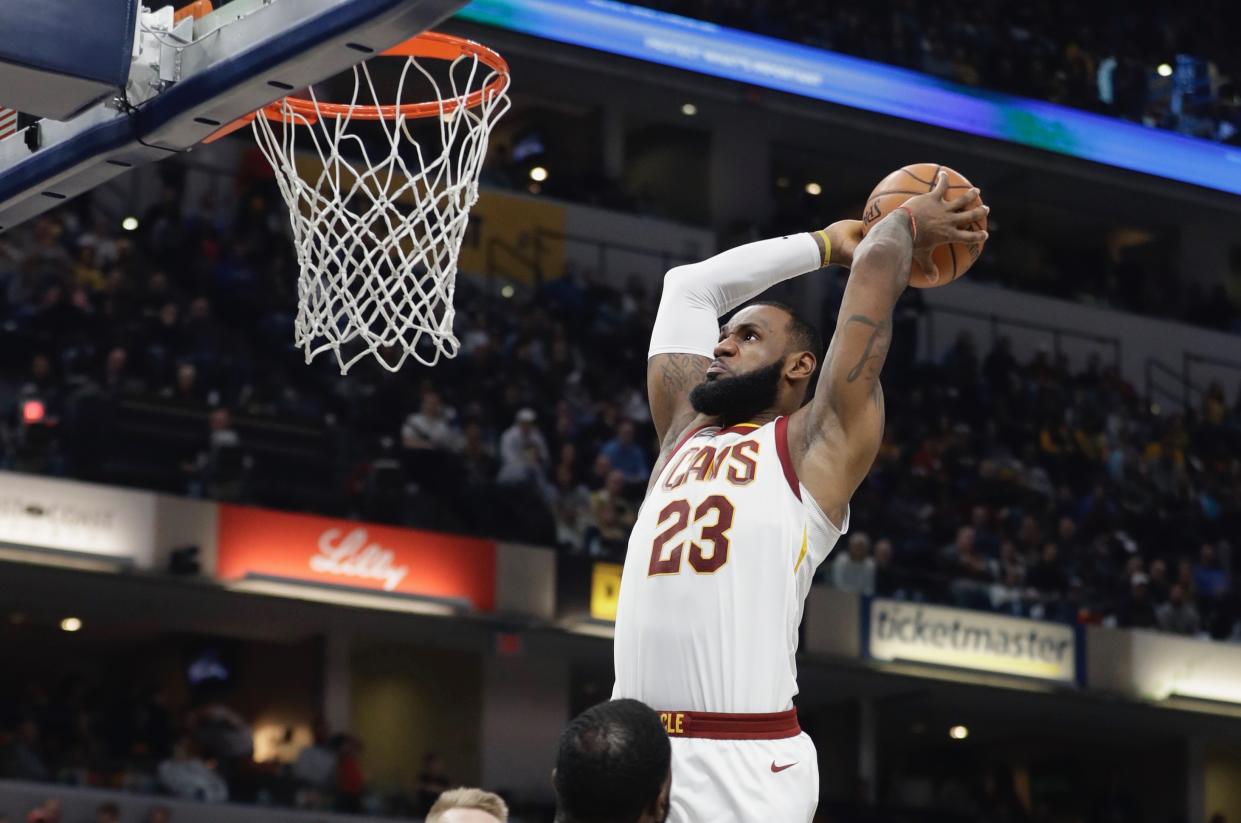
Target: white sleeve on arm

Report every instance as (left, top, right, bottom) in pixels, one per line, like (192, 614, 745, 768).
(648, 233, 823, 358)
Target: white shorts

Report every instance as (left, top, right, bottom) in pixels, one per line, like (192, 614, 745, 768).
(667, 732, 819, 823)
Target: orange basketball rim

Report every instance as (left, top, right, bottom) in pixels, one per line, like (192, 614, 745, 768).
(206, 31, 510, 142)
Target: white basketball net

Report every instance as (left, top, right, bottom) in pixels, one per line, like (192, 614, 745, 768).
(252, 43, 510, 373)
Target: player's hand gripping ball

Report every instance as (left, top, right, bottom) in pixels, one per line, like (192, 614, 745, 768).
(861, 163, 989, 288)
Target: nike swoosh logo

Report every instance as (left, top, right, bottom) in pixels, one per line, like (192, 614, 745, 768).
(770, 761, 797, 773)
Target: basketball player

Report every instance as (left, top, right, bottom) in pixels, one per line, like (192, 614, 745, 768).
(613, 172, 987, 822)
(553, 699, 672, 823)
(426, 788, 509, 823)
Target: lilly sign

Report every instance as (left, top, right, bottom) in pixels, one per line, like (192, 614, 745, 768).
(458, 0, 1241, 195)
(215, 504, 497, 611)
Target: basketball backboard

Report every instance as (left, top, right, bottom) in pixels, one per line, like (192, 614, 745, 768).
(0, 0, 466, 232)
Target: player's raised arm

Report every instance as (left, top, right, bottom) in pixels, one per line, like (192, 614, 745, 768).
(646, 230, 854, 450)
(791, 173, 988, 520)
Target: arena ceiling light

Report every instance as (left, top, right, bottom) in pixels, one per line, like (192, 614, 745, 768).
(529, 165, 549, 182)
(121, 216, 139, 231)
(948, 724, 969, 740)
(804, 181, 822, 196)
(59, 617, 83, 633)
(680, 102, 698, 116)
(1157, 63, 1173, 77)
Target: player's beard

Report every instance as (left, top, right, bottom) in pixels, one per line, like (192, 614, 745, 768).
(689, 358, 783, 425)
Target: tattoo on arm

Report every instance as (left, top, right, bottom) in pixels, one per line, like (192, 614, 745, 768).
(843, 314, 891, 384)
(658, 353, 704, 398)
(649, 352, 708, 449)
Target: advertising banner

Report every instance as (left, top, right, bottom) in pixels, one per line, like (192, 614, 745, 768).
(0, 471, 156, 565)
(867, 599, 1078, 685)
(216, 504, 496, 611)
(589, 561, 622, 622)
(1089, 627, 1241, 705)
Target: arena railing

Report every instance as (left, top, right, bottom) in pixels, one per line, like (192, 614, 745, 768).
(1183, 351, 1241, 407)
(1145, 357, 1194, 413)
(922, 304, 1123, 369)
(1144, 353, 1241, 413)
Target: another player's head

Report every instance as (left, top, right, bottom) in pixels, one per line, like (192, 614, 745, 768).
(553, 699, 672, 823)
(426, 787, 509, 823)
(689, 301, 821, 425)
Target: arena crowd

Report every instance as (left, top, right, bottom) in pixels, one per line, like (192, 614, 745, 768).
(2, 164, 1240, 642)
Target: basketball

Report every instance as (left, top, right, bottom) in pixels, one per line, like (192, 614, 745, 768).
(860, 163, 987, 288)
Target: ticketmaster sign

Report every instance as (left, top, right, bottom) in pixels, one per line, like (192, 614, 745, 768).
(867, 599, 1079, 685)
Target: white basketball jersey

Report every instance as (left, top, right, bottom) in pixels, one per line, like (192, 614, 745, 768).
(612, 416, 846, 713)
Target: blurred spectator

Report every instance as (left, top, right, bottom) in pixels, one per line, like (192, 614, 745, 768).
(587, 470, 638, 558)
(460, 422, 499, 488)
(587, 453, 614, 492)
(547, 463, 595, 553)
(1147, 557, 1171, 604)
(146, 303, 187, 372)
(1027, 543, 1069, 595)
(426, 788, 509, 823)
(831, 533, 875, 595)
(292, 718, 337, 794)
(145, 807, 172, 823)
(183, 408, 250, 500)
(1117, 573, 1159, 629)
(99, 347, 144, 397)
(990, 566, 1032, 617)
(94, 803, 119, 823)
(158, 736, 228, 803)
(990, 540, 1025, 583)
(599, 420, 648, 483)
(1157, 584, 1202, 635)
(872, 538, 908, 599)
(942, 527, 990, 609)
(497, 408, 550, 486)
(1194, 542, 1230, 602)
(939, 526, 976, 569)
(355, 437, 408, 522)
(402, 391, 462, 452)
(971, 505, 1001, 556)
(22, 354, 55, 396)
(188, 699, 252, 800)
(161, 363, 210, 407)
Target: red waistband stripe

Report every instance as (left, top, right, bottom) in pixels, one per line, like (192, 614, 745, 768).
(657, 708, 800, 740)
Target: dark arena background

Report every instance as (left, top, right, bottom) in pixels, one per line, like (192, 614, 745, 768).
(1, 1, 1241, 821)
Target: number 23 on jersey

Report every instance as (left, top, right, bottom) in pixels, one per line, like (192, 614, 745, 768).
(648, 495, 735, 576)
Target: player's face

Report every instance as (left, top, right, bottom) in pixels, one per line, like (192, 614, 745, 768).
(688, 305, 790, 423)
(707, 304, 789, 381)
